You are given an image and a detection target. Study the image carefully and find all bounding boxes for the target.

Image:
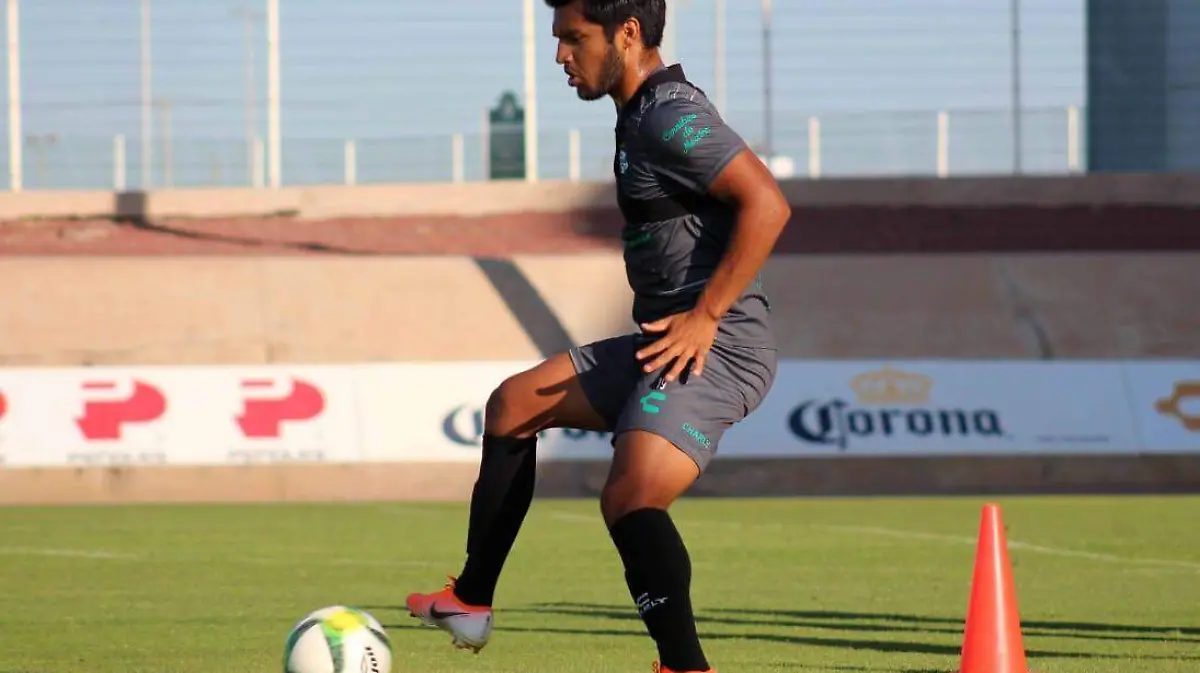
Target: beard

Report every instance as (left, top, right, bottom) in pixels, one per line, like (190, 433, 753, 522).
(577, 45, 623, 101)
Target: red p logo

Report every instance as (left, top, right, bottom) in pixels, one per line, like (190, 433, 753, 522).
(76, 380, 167, 440)
(0, 390, 7, 421)
(236, 378, 325, 439)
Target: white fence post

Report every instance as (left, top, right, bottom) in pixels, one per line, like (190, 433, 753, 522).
(266, 0, 281, 188)
(481, 107, 490, 180)
(568, 128, 581, 182)
(521, 0, 538, 182)
(113, 134, 126, 191)
(8, 0, 22, 192)
(1067, 104, 1080, 173)
(807, 116, 821, 179)
(452, 133, 464, 183)
(252, 137, 265, 187)
(344, 139, 356, 186)
(937, 110, 950, 178)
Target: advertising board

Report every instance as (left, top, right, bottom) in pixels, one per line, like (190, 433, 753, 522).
(0, 360, 1195, 467)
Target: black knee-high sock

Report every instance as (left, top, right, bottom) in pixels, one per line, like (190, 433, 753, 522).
(609, 508, 709, 672)
(452, 434, 537, 607)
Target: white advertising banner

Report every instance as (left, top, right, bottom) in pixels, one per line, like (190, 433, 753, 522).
(723, 361, 1139, 457)
(0, 371, 38, 467)
(0, 366, 361, 467)
(356, 362, 615, 463)
(1120, 361, 1200, 453)
(0, 359, 1198, 467)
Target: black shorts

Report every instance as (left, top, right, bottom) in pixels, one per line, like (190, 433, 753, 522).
(568, 333, 778, 471)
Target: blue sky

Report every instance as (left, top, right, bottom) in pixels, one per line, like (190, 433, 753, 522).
(7, 0, 1085, 188)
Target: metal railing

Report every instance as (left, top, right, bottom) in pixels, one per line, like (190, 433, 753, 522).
(2, 0, 1096, 191)
(15, 104, 1084, 191)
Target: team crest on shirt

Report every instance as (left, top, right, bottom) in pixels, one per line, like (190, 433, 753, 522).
(618, 148, 629, 174)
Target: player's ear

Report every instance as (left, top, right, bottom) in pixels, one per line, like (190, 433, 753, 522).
(619, 17, 638, 49)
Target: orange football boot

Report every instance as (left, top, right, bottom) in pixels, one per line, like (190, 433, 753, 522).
(405, 576, 494, 653)
(653, 660, 717, 672)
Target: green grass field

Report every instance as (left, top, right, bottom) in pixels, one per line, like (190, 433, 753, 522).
(0, 495, 1197, 673)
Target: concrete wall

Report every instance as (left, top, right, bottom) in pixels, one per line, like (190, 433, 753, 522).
(2, 253, 1198, 366)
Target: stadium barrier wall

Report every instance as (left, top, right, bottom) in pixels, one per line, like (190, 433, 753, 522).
(2, 173, 1198, 503)
(2, 172, 1200, 222)
(0, 360, 1198, 504)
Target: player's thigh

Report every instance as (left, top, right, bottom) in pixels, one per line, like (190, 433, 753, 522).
(601, 429, 702, 526)
(599, 380, 737, 528)
(486, 335, 640, 437)
(600, 343, 776, 525)
(603, 342, 776, 490)
(485, 352, 607, 437)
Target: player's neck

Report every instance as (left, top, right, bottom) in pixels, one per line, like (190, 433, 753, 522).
(611, 53, 667, 110)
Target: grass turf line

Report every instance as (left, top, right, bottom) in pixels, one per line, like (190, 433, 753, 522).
(0, 495, 1196, 672)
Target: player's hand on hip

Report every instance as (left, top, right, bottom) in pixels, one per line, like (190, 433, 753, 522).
(636, 308, 720, 383)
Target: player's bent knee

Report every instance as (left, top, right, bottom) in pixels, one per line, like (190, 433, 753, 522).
(483, 364, 568, 438)
(484, 374, 538, 438)
(599, 484, 674, 529)
(484, 353, 600, 439)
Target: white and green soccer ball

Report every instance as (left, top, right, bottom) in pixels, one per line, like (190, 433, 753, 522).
(283, 606, 392, 673)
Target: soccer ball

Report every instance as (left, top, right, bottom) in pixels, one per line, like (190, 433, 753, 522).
(283, 605, 392, 673)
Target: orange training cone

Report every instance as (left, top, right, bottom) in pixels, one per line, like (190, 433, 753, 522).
(955, 503, 1030, 673)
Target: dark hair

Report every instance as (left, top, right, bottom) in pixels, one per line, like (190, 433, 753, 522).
(544, 0, 666, 47)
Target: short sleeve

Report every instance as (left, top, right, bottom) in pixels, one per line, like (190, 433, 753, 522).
(640, 95, 748, 194)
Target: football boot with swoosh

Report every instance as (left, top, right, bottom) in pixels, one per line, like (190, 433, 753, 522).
(405, 576, 494, 653)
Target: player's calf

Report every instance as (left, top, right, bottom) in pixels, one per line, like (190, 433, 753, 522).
(604, 430, 713, 673)
(452, 354, 609, 606)
(406, 352, 611, 651)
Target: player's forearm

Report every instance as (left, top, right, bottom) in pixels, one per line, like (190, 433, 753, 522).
(696, 193, 791, 321)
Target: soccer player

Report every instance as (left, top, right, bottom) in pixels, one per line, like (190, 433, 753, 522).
(405, 1, 792, 671)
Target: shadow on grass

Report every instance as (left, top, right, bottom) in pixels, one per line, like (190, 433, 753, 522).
(381, 619, 968, 656)
(367, 602, 1199, 663)
(772, 668, 945, 673)
(505, 603, 1200, 644)
(711, 606, 1200, 645)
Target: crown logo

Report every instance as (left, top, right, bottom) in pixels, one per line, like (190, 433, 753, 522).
(849, 367, 932, 405)
(1155, 380, 1200, 432)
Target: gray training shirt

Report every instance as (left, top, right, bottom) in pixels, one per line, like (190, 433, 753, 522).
(613, 64, 776, 351)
